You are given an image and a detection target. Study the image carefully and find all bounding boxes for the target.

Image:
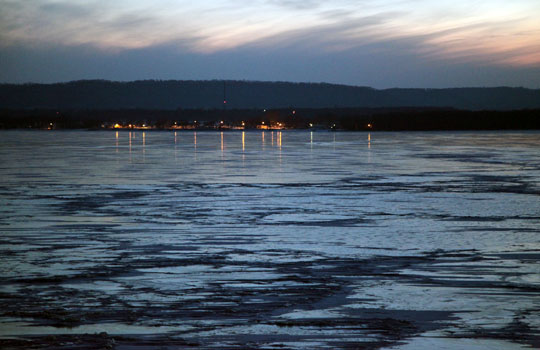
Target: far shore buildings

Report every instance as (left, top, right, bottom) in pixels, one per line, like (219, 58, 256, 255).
(105, 120, 289, 130)
(256, 121, 284, 130)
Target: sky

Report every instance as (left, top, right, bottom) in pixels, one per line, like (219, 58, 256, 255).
(1, 0, 540, 88)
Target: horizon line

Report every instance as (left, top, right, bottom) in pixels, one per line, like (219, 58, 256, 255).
(0, 79, 537, 91)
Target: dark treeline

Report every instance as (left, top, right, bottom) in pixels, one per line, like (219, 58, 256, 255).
(1, 107, 539, 131)
(1, 80, 540, 110)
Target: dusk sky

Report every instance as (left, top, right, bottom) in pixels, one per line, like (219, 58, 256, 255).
(1, 0, 540, 88)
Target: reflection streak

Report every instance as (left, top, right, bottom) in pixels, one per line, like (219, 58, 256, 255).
(142, 132, 146, 161)
(368, 133, 372, 163)
(194, 132, 197, 160)
(221, 132, 224, 160)
(278, 132, 282, 165)
(242, 131, 245, 163)
(174, 131, 177, 161)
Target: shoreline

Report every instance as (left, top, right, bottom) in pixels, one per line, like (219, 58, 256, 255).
(1, 107, 539, 131)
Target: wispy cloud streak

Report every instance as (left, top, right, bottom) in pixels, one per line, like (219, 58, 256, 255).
(1, 0, 539, 86)
(1, 0, 539, 67)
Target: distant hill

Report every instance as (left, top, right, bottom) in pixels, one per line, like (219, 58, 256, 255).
(1, 80, 539, 110)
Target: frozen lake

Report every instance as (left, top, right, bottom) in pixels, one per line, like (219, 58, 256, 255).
(0, 130, 539, 349)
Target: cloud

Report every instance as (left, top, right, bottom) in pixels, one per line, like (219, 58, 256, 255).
(0, 0, 196, 49)
(1, 0, 539, 86)
(1, 38, 540, 88)
(266, 0, 324, 10)
(38, 1, 97, 17)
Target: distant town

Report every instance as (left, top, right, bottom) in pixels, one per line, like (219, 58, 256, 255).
(0, 107, 539, 131)
(100, 117, 343, 131)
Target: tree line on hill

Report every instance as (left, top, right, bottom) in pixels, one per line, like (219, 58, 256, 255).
(1, 80, 540, 110)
